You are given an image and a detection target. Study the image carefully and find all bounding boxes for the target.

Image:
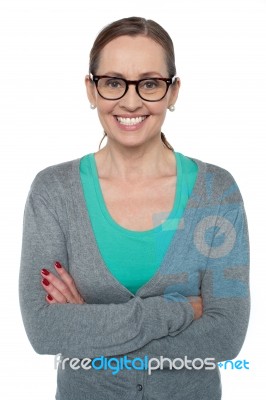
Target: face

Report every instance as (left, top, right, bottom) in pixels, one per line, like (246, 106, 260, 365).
(85, 35, 180, 149)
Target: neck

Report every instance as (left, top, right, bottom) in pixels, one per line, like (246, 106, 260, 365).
(94, 138, 175, 183)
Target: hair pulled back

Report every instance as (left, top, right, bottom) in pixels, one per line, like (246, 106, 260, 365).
(89, 17, 176, 151)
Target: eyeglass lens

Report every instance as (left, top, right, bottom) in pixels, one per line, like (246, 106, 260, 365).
(97, 77, 168, 101)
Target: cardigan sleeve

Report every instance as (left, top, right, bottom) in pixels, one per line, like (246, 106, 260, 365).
(125, 195, 250, 363)
(19, 183, 194, 360)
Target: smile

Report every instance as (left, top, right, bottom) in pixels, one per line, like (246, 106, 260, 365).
(116, 116, 148, 126)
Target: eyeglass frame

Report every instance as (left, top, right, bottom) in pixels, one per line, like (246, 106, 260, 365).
(88, 72, 178, 102)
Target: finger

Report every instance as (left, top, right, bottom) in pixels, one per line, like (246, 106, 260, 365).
(46, 293, 57, 304)
(54, 261, 79, 296)
(41, 278, 70, 304)
(54, 261, 85, 304)
(41, 267, 85, 304)
(41, 268, 76, 303)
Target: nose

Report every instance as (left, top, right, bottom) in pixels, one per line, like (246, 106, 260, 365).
(119, 83, 143, 110)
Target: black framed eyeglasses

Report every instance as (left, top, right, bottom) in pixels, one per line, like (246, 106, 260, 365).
(88, 73, 178, 102)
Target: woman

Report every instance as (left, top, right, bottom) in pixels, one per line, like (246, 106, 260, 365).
(19, 17, 250, 400)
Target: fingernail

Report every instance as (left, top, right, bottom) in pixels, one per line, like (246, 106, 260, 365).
(42, 278, 50, 286)
(41, 268, 50, 276)
(55, 261, 62, 269)
(47, 294, 53, 301)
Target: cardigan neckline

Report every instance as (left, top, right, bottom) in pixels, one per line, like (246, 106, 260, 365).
(71, 152, 206, 298)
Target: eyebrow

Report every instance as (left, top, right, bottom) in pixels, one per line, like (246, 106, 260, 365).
(100, 71, 165, 78)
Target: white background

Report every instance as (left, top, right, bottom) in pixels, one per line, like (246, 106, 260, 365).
(0, 0, 265, 398)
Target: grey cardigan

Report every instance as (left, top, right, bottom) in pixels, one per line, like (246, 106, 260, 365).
(19, 155, 250, 400)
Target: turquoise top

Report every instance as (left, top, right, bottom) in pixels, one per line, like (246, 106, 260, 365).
(80, 151, 198, 294)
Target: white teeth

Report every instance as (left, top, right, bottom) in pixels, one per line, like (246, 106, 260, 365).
(116, 116, 147, 125)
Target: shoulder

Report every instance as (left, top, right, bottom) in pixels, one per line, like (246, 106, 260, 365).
(202, 157, 238, 186)
(28, 157, 81, 199)
(183, 153, 244, 205)
(180, 151, 237, 184)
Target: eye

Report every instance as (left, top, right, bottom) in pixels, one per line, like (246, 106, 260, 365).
(141, 79, 160, 90)
(104, 78, 123, 89)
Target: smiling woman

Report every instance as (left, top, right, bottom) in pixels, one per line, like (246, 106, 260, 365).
(85, 34, 180, 147)
(19, 16, 250, 400)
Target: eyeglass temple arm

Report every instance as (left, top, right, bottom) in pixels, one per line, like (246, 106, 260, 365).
(86, 72, 96, 81)
(171, 76, 179, 84)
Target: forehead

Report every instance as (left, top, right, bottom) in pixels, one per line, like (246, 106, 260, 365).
(97, 35, 168, 77)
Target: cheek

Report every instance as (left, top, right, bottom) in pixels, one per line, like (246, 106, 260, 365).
(96, 102, 115, 122)
(149, 104, 167, 119)
(148, 97, 168, 114)
(96, 105, 118, 134)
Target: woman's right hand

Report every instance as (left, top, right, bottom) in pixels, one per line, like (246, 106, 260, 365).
(188, 296, 203, 320)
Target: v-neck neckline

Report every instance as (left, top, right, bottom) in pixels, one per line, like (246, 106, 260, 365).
(73, 153, 206, 298)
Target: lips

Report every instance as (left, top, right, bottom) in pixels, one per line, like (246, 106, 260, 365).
(115, 116, 148, 126)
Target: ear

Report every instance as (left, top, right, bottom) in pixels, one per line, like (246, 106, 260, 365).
(85, 75, 97, 106)
(167, 77, 181, 108)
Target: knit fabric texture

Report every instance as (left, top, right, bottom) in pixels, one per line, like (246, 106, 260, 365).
(19, 153, 250, 400)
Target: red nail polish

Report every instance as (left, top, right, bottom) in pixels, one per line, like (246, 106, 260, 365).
(42, 278, 50, 286)
(55, 261, 62, 269)
(41, 268, 49, 276)
(47, 294, 53, 301)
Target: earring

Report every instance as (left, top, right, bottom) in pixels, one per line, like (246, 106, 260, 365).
(168, 105, 175, 112)
(90, 104, 96, 110)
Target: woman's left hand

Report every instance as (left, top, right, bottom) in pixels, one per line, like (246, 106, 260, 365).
(40, 261, 85, 304)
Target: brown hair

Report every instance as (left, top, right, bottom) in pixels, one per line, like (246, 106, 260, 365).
(89, 17, 176, 151)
